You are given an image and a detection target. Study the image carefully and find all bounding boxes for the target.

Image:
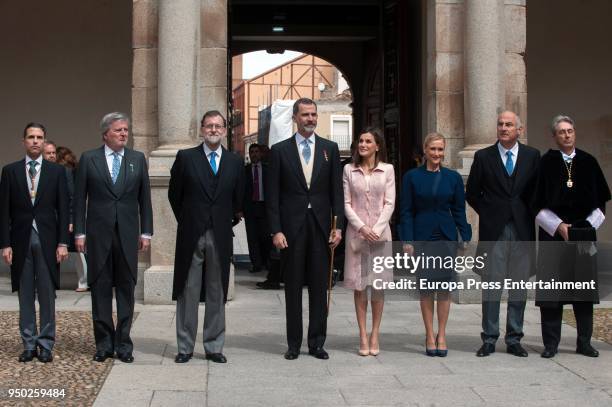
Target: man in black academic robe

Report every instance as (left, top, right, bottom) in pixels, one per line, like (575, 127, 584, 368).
(533, 115, 610, 358)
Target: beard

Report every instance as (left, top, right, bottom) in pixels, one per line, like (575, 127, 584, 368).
(204, 134, 222, 145)
(303, 125, 316, 133)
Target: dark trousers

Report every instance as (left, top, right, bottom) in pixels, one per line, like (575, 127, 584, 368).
(245, 202, 270, 270)
(540, 303, 593, 350)
(90, 226, 135, 355)
(282, 210, 329, 351)
(19, 228, 55, 351)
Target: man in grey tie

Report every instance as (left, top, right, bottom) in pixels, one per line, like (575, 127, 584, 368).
(267, 98, 344, 360)
(0, 122, 69, 363)
(169, 110, 244, 364)
(74, 112, 153, 363)
(466, 111, 540, 357)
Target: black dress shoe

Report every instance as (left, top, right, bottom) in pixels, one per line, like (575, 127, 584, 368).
(205, 353, 227, 363)
(284, 349, 300, 360)
(541, 348, 557, 358)
(175, 352, 193, 363)
(476, 343, 495, 357)
(18, 349, 38, 362)
(576, 344, 599, 357)
(37, 349, 53, 363)
(257, 280, 281, 290)
(93, 351, 114, 362)
(117, 352, 134, 363)
(506, 343, 528, 357)
(308, 347, 329, 360)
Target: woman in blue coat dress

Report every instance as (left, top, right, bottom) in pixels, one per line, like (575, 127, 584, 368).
(399, 133, 472, 356)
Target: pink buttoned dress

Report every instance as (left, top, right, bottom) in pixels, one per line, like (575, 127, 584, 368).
(342, 162, 396, 291)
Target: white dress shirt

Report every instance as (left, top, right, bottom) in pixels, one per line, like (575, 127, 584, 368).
(295, 132, 315, 158)
(497, 141, 519, 169)
(104, 144, 125, 178)
(203, 143, 223, 168)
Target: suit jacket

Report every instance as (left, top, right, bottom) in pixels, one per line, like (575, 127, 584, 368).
(0, 159, 69, 292)
(266, 134, 344, 244)
(466, 142, 540, 242)
(244, 162, 267, 219)
(74, 146, 153, 284)
(168, 144, 245, 302)
(399, 165, 471, 242)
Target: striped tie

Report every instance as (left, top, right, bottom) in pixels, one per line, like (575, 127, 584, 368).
(111, 152, 120, 184)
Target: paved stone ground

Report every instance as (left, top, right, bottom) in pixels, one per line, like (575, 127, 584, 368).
(1, 271, 611, 407)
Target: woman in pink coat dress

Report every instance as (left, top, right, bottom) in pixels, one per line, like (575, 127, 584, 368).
(343, 127, 395, 356)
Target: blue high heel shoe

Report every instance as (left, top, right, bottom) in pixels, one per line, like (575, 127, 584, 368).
(436, 335, 448, 357)
(425, 340, 437, 357)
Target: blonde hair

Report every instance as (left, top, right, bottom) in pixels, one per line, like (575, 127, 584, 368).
(422, 132, 446, 151)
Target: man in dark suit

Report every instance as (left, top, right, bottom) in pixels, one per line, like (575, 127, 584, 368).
(1, 122, 69, 363)
(466, 110, 540, 358)
(245, 143, 277, 288)
(74, 112, 153, 363)
(267, 98, 344, 360)
(169, 110, 244, 364)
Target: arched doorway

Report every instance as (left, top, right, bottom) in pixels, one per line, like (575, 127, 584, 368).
(230, 51, 354, 159)
(229, 0, 421, 176)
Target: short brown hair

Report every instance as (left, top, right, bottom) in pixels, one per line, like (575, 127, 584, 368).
(201, 110, 227, 127)
(292, 98, 317, 116)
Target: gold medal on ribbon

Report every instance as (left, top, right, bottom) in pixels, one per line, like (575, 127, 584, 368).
(563, 158, 573, 189)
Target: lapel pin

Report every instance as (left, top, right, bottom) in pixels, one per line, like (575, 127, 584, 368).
(323, 149, 329, 162)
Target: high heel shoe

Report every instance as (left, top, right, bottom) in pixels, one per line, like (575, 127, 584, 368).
(425, 339, 438, 357)
(369, 335, 380, 356)
(359, 337, 369, 356)
(436, 335, 448, 357)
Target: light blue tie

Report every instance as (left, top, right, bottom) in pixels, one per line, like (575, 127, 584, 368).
(111, 152, 121, 184)
(301, 139, 311, 164)
(505, 150, 514, 175)
(209, 152, 218, 175)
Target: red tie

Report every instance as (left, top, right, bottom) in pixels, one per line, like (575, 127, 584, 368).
(252, 164, 260, 201)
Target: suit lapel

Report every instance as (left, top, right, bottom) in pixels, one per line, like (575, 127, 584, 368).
(512, 142, 528, 192)
(33, 160, 49, 207)
(18, 162, 32, 206)
(195, 145, 214, 200)
(286, 138, 308, 191)
(114, 149, 129, 198)
(92, 146, 117, 198)
(310, 135, 324, 186)
(212, 147, 228, 202)
(491, 143, 512, 194)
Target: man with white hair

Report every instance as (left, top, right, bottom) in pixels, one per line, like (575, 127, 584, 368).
(74, 112, 153, 363)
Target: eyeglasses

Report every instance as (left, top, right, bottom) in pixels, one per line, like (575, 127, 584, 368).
(202, 124, 225, 130)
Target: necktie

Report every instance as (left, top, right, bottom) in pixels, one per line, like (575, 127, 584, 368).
(28, 160, 38, 178)
(301, 139, 311, 164)
(252, 164, 260, 201)
(210, 152, 217, 175)
(111, 152, 121, 184)
(505, 151, 514, 175)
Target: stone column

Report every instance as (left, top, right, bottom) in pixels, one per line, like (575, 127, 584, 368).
(144, 0, 200, 304)
(459, 0, 505, 175)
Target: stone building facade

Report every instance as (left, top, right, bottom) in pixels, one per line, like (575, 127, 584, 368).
(1, 0, 611, 303)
